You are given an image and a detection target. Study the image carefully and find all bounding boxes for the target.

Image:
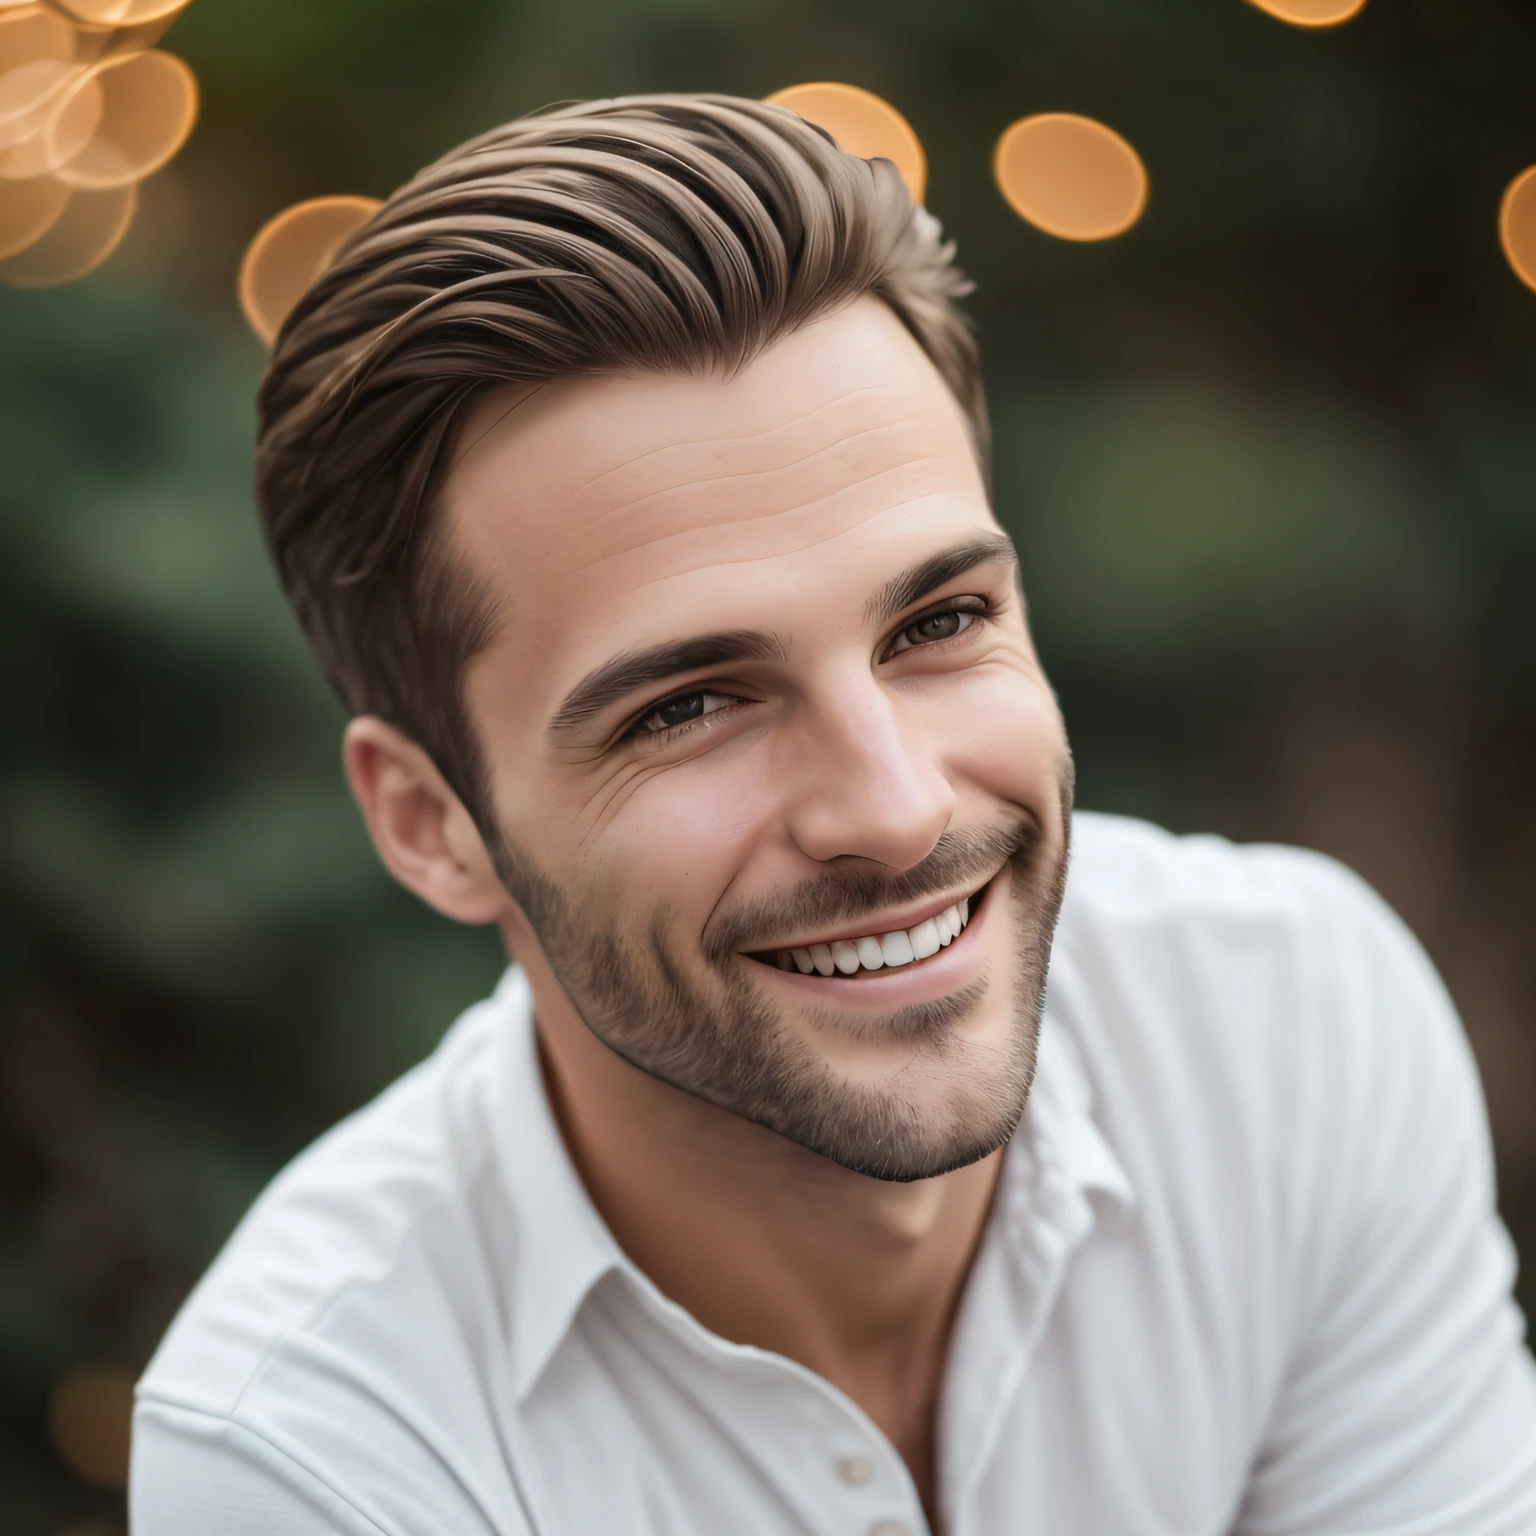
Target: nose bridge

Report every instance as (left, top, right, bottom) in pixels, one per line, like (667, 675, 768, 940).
(780, 664, 955, 871)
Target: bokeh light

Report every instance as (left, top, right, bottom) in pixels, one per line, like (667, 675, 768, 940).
(238, 194, 382, 347)
(1, 59, 98, 177)
(1501, 166, 1536, 294)
(73, 12, 180, 64)
(0, 6, 78, 158)
(50, 0, 189, 24)
(47, 1362, 135, 1489)
(764, 81, 926, 204)
(0, 59, 79, 162)
(0, 4, 74, 77)
(1244, 0, 1369, 26)
(0, 0, 197, 285)
(0, 164, 65, 251)
(993, 113, 1148, 242)
(0, 176, 132, 284)
(50, 48, 195, 186)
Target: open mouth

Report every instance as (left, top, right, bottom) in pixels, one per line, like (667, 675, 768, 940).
(748, 876, 994, 979)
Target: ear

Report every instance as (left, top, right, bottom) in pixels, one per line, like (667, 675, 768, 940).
(342, 715, 510, 925)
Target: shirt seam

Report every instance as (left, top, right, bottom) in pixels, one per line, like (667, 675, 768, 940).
(135, 1397, 395, 1536)
(222, 1137, 500, 1422)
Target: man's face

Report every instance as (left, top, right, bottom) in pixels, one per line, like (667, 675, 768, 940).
(445, 297, 1072, 1181)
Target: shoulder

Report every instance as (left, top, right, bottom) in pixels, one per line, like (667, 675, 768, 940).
(1062, 808, 1385, 933)
(1050, 811, 1488, 1289)
(1055, 808, 1469, 1101)
(133, 969, 558, 1532)
(1055, 809, 1440, 1042)
(137, 982, 513, 1424)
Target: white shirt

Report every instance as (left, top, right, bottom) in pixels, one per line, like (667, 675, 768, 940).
(131, 812, 1536, 1535)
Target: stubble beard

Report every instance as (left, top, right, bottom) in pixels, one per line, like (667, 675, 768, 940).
(491, 814, 1070, 1183)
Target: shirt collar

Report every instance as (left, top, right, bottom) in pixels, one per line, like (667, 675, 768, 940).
(485, 966, 626, 1402)
(1012, 1003, 1137, 1218)
(484, 963, 1136, 1404)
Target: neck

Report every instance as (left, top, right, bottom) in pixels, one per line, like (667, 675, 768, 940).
(520, 946, 1002, 1522)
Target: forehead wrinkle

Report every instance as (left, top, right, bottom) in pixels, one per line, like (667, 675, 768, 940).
(527, 386, 950, 536)
(541, 451, 956, 571)
(570, 487, 972, 593)
(549, 419, 950, 542)
(546, 379, 912, 509)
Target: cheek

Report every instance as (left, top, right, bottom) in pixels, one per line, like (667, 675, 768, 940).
(914, 664, 1067, 803)
(578, 748, 779, 932)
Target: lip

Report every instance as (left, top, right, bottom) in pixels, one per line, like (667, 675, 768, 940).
(743, 868, 1003, 1004)
(741, 869, 1001, 958)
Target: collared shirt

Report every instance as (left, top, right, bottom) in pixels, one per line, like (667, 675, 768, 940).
(131, 813, 1536, 1535)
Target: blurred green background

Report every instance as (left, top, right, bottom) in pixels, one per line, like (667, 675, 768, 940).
(4, 0, 1535, 1528)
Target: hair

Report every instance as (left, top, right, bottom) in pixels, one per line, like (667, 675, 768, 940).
(255, 92, 990, 827)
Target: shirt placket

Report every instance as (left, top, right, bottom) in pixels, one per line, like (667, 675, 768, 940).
(621, 1275, 937, 1536)
(937, 1040, 1107, 1536)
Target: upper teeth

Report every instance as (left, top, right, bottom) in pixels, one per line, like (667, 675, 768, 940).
(783, 898, 972, 977)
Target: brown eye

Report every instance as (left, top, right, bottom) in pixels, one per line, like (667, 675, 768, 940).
(906, 611, 963, 645)
(887, 607, 978, 657)
(650, 694, 705, 729)
(634, 690, 735, 737)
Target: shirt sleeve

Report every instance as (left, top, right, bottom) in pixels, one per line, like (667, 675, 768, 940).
(1235, 859, 1536, 1535)
(132, 1401, 394, 1536)
(131, 1398, 533, 1536)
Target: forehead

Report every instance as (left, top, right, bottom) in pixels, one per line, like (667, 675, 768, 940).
(442, 298, 992, 700)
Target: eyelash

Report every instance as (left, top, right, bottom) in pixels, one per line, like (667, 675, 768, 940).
(878, 596, 995, 662)
(622, 597, 1000, 748)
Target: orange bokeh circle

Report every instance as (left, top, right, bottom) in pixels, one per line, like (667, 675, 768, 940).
(47, 1363, 136, 1490)
(238, 194, 382, 348)
(764, 81, 926, 204)
(0, 7, 79, 151)
(48, 0, 191, 25)
(1500, 165, 1536, 295)
(49, 47, 197, 188)
(0, 168, 68, 255)
(993, 113, 1148, 242)
(0, 59, 81, 160)
(1244, 0, 1369, 26)
(0, 177, 134, 285)
(0, 3, 75, 75)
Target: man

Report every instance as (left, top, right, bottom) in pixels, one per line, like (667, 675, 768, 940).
(131, 94, 1536, 1534)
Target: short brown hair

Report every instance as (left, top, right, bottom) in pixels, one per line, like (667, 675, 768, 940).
(255, 92, 989, 824)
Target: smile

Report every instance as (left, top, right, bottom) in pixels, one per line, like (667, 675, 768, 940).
(751, 878, 991, 979)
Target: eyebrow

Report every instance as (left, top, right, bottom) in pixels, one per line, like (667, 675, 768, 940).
(549, 629, 788, 737)
(548, 533, 1018, 740)
(865, 532, 1019, 627)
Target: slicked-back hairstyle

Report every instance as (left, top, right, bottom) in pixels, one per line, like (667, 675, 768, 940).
(255, 92, 989, 826)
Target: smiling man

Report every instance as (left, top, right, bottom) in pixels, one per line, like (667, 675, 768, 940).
(131, 96, 1536, 1535)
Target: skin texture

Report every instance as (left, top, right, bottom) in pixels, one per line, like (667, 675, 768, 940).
(343, 297, 1073, 1525)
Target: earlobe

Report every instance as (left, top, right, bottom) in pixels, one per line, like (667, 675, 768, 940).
(342, 716, 510, 925)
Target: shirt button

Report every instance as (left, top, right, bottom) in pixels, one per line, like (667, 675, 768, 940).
(836, 1454, 876, 1486)
(866, 1522, 912, 1536)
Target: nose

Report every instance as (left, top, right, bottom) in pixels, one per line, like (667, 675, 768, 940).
(779, 671, 956, 872)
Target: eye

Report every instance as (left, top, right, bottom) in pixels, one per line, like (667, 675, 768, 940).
(633, 689, 737, 737)
(885, 605, 980, 658)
